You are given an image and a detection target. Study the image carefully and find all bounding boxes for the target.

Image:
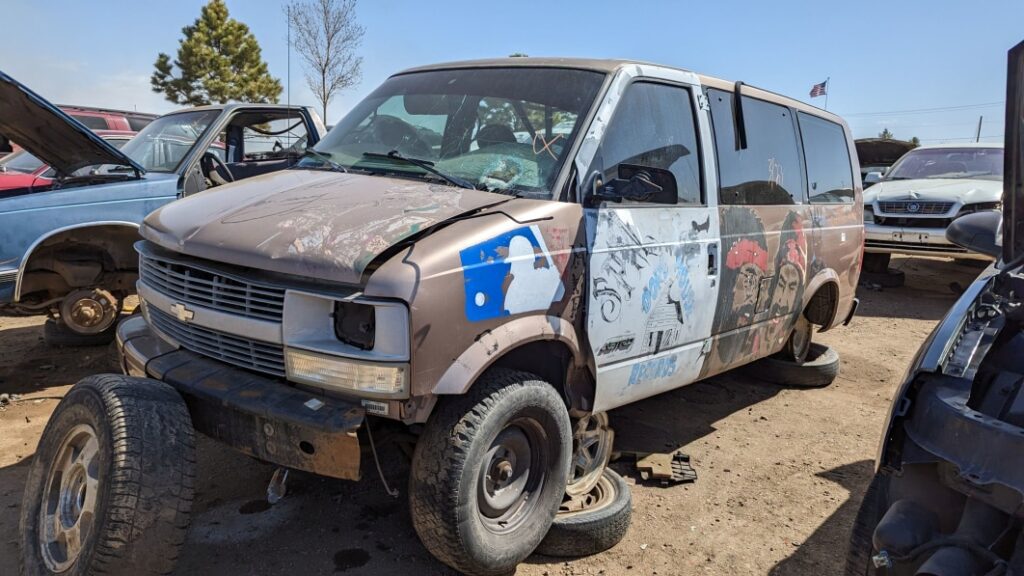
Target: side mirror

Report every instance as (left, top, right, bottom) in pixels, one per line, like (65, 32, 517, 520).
(864, 171, 883, 185)
(947, 210, 1002, 259)
(587, 164, 678, 206)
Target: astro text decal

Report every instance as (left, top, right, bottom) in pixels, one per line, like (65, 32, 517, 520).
(460, 225, 565, 322)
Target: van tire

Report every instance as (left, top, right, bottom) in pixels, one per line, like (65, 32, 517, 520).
(20, 374, 195, 576)
(742, 343, 840, 388)
(862, 253, 891, 273)
(410, 368, 572, 575)
(536, 468, 632, 558)
(845, 473, 890, 575)
(42, 318, 117, 347)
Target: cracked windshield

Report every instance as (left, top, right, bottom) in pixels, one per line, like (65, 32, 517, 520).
(301, 67, 604, 197)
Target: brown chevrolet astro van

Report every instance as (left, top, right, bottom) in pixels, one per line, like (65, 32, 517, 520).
(22, 59, 863, 576)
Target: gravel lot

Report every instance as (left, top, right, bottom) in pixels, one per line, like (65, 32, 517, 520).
(0, 256, 987, 576)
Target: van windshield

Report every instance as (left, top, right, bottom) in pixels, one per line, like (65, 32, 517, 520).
(302, 67, 605, 198)
(885, 147, 1004, 181)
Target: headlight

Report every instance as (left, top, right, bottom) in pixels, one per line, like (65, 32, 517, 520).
(285, 347, 408, 398)
(863, 208, 875, 223)
(334, 301, 375, 350)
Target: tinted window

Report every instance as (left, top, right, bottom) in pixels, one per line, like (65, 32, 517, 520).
(598, 82, 702, 204)
(798, 112, 854, 203)
(71, 114, 109, 130)
(708, 88, 804, 205)
(127, 117, 153, 132)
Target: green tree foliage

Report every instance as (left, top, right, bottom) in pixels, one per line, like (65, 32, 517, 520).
(878, 128, 894, 140)
(152, 0, 282, 105)
(909, 136, 921, 148)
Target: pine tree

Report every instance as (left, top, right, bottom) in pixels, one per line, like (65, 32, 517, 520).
(878, 128, 894, 140)
(152, 0, 282, 105)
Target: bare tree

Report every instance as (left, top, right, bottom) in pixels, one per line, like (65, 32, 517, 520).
(286, 0, 364, 124)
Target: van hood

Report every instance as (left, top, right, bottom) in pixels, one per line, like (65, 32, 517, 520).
(142, 169, 511, 285)
(864, 178, 1002, 205)
(0, 71, 143, 176)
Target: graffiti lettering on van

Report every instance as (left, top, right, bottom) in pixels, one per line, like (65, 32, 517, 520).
(627, 354, 678, 387)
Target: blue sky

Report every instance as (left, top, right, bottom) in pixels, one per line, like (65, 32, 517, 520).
(2, 0, 1022, 143)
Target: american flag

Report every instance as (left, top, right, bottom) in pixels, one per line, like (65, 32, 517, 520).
(809, 80, 828, 98)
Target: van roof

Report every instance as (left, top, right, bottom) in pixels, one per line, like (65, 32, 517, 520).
(915, 141, 1004, 150)
(396, 57, 846, 126)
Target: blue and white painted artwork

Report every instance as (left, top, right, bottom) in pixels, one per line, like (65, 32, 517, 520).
(460, 225, 564, 322)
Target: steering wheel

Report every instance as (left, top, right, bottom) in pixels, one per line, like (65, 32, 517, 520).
(368, 115, 432, 157)
(202, 151, 235, 184)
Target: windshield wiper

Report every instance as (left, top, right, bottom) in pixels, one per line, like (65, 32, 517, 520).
(301, 148, 348, 173)
(363, 150, 476, 190)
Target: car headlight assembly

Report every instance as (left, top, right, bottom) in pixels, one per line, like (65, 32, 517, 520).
(285, 347, 408, 398)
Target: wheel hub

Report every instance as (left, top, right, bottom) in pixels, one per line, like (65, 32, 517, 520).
(476, 418, 549, 534)
(564, 412, 613, 497)
(59, 288, 119, 335)
(40, 424, 100, 572)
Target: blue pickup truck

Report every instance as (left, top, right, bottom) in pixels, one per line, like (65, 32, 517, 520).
(0, 71, 326, 345)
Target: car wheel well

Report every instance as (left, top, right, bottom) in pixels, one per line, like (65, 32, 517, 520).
(804, 281, 839, 327)
(487, 340, 585, 410)
(19, 224, 140, 302)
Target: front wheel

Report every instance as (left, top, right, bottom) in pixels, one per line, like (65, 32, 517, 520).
(409, 368, 572, 575)
(21, 374, 195, 576)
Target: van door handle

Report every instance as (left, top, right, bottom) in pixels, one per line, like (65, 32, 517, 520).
(707, 242, 718, 276)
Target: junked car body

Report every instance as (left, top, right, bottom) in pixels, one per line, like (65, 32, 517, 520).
(863, 142, 1004, 268)
(0, 70, 327, 345)
(846, 39, 1024, 576)
(23, 58, 863, 576)
(0, 129, 135, 193)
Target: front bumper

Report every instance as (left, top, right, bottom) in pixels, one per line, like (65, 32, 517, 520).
(864, 222, 991, 260)
(117, 315, 363, 480)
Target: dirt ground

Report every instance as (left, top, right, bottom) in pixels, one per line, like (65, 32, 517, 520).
(0, 256, 989, 576)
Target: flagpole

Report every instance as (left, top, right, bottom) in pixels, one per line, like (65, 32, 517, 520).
(824, 77, 830, 111)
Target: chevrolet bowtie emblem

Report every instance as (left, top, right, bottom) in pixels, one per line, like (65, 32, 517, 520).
(170, 302, 195, 323)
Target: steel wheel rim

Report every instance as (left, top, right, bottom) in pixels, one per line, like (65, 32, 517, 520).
(564, 412, 613, 497)
(39, 423, 100, 572)
(476, 417, 548, 534)
(558, 471, 617, 518)
(790, 315, 812, 362)
(61, 289, 119, 334)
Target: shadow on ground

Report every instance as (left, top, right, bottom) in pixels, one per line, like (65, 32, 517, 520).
(768, 459, 875, 575)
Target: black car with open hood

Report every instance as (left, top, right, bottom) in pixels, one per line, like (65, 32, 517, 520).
(0, 70, 143, 177)
(846, 39, 1024, 576)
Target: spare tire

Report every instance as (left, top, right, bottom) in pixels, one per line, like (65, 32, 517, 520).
(741, 343, 840, 388)
(21, 374, 195, 576)
(535, 468, 632, 558)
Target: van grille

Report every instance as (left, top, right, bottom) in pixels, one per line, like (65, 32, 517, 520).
(147, 305, 286, 376)
(878, 201, 954, 215)
(139, 254, 285, 321)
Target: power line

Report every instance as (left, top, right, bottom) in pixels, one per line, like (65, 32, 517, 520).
(841, 101, 1004, 117)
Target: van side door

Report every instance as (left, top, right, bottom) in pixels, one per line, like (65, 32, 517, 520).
(582, 72, 721, 413)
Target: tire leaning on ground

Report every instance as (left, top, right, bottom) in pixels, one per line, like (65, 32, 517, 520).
(844, 473, 891, 576)
(21, 374, 196, 576)
(741, 343, 840, 388)
(409, 368, 572, 576)
(535, 468, 632, 558)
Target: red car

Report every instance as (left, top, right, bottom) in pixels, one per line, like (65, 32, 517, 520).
(0, 129, 135, 193)
(0, 106, 154, 157)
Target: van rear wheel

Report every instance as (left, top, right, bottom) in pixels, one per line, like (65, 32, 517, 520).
(778, 314, 813, 364)
(409, 368, 572, 575)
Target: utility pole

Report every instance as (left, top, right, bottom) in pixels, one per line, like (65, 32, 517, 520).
(824, 77, 830, 111)
(976, 115, 983, 142)
(286, 4, 291, 114)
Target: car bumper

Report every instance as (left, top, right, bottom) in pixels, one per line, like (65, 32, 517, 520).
(864, 222, 991, 260)
(116, 315, 363, 481)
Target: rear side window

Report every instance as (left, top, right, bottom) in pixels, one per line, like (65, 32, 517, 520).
(70, 114, 108, 130)
(127, 117, 154, 132)
(708, 88, 804, 205)
(799, 112, 854, 204)
(598, 82, 703, 204)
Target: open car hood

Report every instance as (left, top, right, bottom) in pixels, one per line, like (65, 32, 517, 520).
(142, 170, 511, 285)
(1005, 40, 1024, 267)
(855, 138, 916, 167)
(0, 70, 143, 176)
